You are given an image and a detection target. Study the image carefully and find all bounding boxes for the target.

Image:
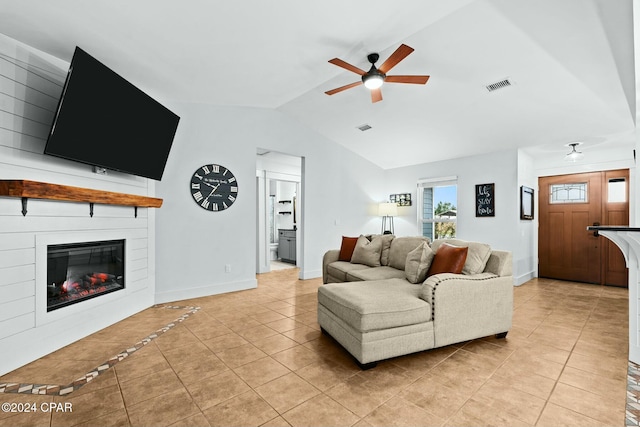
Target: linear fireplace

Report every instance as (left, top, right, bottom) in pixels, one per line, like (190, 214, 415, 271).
(47, 239, 125, 312)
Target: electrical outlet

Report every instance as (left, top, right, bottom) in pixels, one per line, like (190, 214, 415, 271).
(225, 264, 231, 273)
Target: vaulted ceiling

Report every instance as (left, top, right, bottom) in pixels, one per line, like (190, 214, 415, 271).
(0, 0, 635, 169)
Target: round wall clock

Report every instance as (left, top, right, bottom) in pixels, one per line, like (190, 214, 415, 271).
(189, 164, 238, 211)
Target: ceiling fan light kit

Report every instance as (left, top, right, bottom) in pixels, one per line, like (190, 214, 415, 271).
(363, 73, 385, 89)
(362, 53, 386, 89)
(325, 44, 430, 103)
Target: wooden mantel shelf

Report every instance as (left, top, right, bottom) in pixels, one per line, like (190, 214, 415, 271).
(0, 180, 163, 217)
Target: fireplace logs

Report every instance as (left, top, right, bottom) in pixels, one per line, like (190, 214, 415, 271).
(46, 240, 125, 312)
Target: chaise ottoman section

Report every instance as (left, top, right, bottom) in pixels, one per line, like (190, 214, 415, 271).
(318, 279, 431, 329)
(317, 278, 435, 366)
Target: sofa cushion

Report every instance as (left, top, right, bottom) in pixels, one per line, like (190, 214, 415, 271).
(427, 243, 468, 276)
(431, 239, 492, 275)
(364, 234, 394, 265)
(346, 266, 407, 282)
(338, 236, 359, 261)
(405, 242, 434, 284)
(388, 236, 430, 270)
(374, 234, 395, 266)
(326, 261, 371, 282)
(351, 235, 382, 267)
(318, 279, 431, 332)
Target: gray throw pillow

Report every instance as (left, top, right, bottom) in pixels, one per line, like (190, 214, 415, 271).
(366, 234, 395, 265)
(388, 236, 430, 270)
(351, 235, 382, 267)
(405, 242, 434, 284)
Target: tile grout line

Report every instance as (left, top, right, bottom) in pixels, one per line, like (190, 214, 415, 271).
(0, 305, 200, 397)
(111, 358, 133, 427)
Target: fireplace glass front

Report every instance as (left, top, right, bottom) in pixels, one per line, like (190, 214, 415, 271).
(47, 239, 125, 312)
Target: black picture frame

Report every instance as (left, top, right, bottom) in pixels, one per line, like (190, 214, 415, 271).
(520, 186, 534, 220)
(475, 183, 495, 217)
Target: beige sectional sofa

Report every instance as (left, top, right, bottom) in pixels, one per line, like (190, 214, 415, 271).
(318, 235, 513, 368)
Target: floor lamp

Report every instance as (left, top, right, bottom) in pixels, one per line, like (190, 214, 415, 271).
(379, 202, 398, 235)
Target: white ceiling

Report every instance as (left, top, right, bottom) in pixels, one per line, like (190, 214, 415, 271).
(0, 0, 635, 169)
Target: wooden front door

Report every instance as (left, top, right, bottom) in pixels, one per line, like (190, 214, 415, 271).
(538, 169, 629, 287)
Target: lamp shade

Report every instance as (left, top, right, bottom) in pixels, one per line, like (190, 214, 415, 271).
(378, 202, 398, 216)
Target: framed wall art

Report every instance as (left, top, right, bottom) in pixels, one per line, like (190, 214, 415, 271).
(475, 183, 495, 217)
(390, 193, 412, 206)
(520, 186, 534, 220)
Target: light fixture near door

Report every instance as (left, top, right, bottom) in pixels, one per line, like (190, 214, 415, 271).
(565, 142, 584, 162)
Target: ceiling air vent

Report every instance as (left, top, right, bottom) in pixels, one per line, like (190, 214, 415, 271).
(486, 78, 512, 92)
(357, 124, 372, 132)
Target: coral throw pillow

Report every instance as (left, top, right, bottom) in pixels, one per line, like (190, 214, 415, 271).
(338, 236, 359, 261)
(427, 243, 468, 277)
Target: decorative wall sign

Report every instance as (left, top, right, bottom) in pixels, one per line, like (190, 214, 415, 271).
(390, 193, 412, 206)
(520, 186, 534, 220)
(475, 183, 495, 217)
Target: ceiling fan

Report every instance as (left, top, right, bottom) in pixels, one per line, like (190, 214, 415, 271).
(325, 44, 430, 103)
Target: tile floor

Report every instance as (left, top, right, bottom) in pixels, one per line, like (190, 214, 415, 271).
(0, 270, 630, 427)
(270, 261, 297, 271)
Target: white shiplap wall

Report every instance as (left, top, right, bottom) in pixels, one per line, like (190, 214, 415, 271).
(0, 34, 157, 375)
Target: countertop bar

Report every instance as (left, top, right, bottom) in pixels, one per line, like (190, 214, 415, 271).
(585, 225, 640, 364)
(588, 226, 640, 232)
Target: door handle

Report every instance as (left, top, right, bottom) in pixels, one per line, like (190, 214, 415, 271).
(593, 222, 600, 237)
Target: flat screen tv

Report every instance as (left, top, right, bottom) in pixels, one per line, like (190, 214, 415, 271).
(45, 47, 180, 181)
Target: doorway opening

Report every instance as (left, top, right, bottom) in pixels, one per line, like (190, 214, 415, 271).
(256, 150, 303, 274)
(538, 169, 629, 287)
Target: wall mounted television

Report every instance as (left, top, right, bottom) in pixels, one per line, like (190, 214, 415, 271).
(44, 46, 180, 181)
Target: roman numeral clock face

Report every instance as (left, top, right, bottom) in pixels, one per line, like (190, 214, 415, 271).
(190, 164, 238, 211)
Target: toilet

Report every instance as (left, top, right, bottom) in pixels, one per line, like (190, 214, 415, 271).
(269, 243, 278, 260)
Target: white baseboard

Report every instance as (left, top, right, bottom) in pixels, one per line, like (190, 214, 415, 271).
(515, 271, 535, 286)
(154, 279, 257, 305)
(300, 269, 321, 280)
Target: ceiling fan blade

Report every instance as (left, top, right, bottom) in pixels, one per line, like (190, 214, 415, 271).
(371, 88, 382, 103)
(378, 44, 414, 74)
(385, 75, 430, 84)
(325, 81, 363, 96)
(328, 58, 366, 75)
